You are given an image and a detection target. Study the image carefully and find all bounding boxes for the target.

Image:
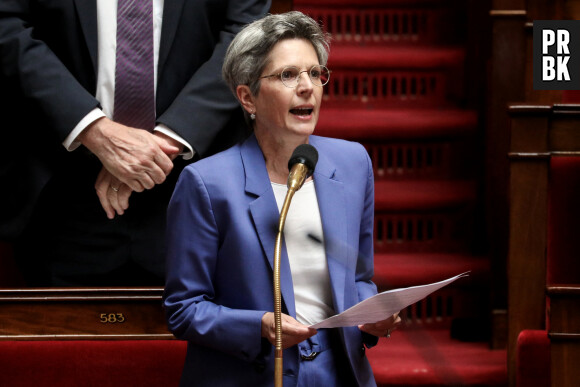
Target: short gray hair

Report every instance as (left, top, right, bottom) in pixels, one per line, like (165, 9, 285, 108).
(222, 11, 330, 112)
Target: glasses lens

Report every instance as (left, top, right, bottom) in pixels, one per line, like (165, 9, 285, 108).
(280, 67, 300, 87)
(309, 66, 330, 86)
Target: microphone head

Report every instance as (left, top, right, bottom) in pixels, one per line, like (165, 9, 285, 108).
(288, 144, 318, 177)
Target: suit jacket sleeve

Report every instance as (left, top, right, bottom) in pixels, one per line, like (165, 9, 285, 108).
(163, 166, 267, 363)
(0, 1, 100, 141)
(355, 145, 380, 348)
(156, 0, 271, 156)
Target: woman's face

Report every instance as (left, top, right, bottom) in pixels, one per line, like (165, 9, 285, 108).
(252, 38, 324, 142)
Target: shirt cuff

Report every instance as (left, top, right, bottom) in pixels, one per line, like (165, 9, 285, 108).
(63, 109, 106, 151)
(154, 124, 195, 160)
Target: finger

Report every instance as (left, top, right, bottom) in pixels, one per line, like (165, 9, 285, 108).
(146, 168, 166, 188)
(97, 187, 115, 219)
(152, 151, 174, 177)
(358, 323, 386, 338)
(152, 133, 181, 158)
(95, 170, 116, 219)
(126, 178, 146, 193)
(138, 158, 168, 186)
(117, 185, 132, 211)
(138, 171, 156, 190)
(107, 184, 124, 216)
(276, 314, 315, 348)
(140, 140, 173, 180)
(281, 320, 316, 346)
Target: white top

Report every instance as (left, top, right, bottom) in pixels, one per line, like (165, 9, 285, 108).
(272, 180, 335, 325)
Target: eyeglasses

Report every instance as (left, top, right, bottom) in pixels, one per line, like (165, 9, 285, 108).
(259, 65, 331, 88)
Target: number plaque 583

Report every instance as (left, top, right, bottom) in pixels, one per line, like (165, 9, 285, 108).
(100, 313, 126, 323)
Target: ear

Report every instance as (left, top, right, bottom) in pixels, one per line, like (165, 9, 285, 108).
(236, 85, 256, 115)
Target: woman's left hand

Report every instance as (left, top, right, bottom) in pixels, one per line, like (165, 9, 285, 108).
(358, 312, 402, 338)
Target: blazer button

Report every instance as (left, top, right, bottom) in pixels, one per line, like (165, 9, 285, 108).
(360, 346, 365, 357)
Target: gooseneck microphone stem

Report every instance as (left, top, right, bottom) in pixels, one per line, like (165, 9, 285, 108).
(273, 145, 318, 387)
(273, 183, 298, 387)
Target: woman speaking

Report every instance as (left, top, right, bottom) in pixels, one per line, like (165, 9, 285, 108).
(163, 11, 400, 386)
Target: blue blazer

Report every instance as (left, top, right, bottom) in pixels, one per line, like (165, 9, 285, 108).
(164, 134, 379, 386)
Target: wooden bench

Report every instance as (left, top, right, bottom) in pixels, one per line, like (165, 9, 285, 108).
(508, 103, 580, 387)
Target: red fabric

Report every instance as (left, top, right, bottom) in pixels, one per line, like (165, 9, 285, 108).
(548, 157, 580, 285)
(328, 46, 465, 69)
(516, 330, 550, 387)
(373, 253, 489, 289)
(0, 340, 187, 387)
(374, 180, 476, 211)
(562, 91, 580, 103)
(315, 108, 477, 140)
(295, 0, 435, 6)
(367, 328, 507, 386)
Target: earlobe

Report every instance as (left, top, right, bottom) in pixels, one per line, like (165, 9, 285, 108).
(236, 85, 255, 116)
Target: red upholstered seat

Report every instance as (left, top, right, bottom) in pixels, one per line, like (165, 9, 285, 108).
(0, 340, 187, 387)
(516, 330, 550, 387)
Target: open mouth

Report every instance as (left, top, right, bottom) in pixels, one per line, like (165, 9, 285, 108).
(289, 107, 314, 116)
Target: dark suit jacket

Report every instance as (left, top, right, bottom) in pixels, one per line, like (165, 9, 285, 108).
(163, 134, 379, 386)
(0, 0, 271, 239)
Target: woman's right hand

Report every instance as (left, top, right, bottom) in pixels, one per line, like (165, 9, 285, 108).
(261, 312, 317, 349)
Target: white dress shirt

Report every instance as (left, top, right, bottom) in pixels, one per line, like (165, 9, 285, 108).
(63, 0, 194, 159)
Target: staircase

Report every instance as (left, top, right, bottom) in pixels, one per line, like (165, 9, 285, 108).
(294, 0, 507, 385)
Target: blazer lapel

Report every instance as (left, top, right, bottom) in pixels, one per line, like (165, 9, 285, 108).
(73, 0, 98, 75)
(244, 136, 297, 318)
(158, 0, 185, 75)
(310, 137, 349, 314)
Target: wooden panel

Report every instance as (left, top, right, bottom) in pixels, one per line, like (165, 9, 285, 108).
(507, 158, 548, 384)
(0, 288, 171, 340)
(507, 104, 550, 387)
(548, 287, 580, 387)
(551, 342, 580, 387)
(550, 105, 580, 151)
(486, 7, 527, 365)
(548, 287, 580, 335)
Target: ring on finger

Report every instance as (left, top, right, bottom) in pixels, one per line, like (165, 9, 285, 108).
(386, 329, 392, 338)
(111, 185, 119, 192)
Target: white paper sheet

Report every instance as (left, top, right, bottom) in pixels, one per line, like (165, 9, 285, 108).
(310, 272, 469, 329)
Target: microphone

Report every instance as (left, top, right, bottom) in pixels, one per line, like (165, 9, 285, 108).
(273, 143, 318, 387)
(287, 144, 319, 192)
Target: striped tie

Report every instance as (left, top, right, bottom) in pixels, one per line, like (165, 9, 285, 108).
(114, 0, 155, 130)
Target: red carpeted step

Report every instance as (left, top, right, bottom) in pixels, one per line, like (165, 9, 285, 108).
(373, 181, 477, 254)
(374, 180, 476, 211)
(373, 252, 490, 290)
(328, 46, 465, 70)
(316, 108, 477, 140)
(367, 328, 507, 386)
(295, 0, 444, 6)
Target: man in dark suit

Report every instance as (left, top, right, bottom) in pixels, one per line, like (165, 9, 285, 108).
(0, 0, 271, 286)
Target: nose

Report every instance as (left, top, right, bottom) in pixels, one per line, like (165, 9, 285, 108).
(296, 71, 314, 93)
